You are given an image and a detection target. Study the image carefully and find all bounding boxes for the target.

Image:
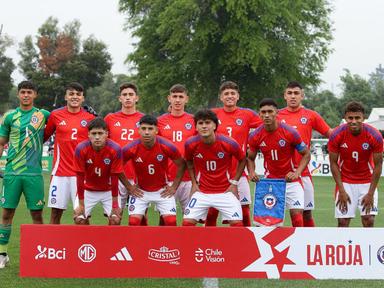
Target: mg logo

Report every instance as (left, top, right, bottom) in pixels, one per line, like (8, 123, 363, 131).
(78, 244, 96, 263)
(35, 245, 66, 260)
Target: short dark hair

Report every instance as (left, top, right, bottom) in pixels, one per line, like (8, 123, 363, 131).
(119, 82, 138, 94)
(286, 81, 303, 90)
(259, 98, 278, 109)
(66, 82, 84, 93)
(88, 117, 107, 131)
(344, 101, 365, 115)
(169, 84, 188, 94)
(219, 81, 239, 94)
(139, 114, 158, 126)
(18, 80, 37, 92)
(194, 109, 219, 131)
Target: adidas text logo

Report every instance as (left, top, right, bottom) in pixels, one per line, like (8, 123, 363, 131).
(59, 120, 67, 126)
(114, 121, 121, 127)
(341, 143, 348, 148)
(164, 124, 171, 130)
(110, 247, 133, 261)
(135, 157, 143, 163)
(196, 153, 203, 159)
(260, 141, 266, 147)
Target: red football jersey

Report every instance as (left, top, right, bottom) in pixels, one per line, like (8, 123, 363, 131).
(74, 139, 123, 191)
(122, 136, 182, 191)
(185, 134, 245, 194)
(104, 111, 144, 179)
(158, 112, 196, 181)
(212, 107, 262, 176)
(44, 107, 95, 176)
(248, 123, 307, 179)
(278, 107, 330, 176)
(328, 123, 383, 184)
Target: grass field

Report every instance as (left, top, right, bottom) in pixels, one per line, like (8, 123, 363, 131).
(1, 175, 383, 287)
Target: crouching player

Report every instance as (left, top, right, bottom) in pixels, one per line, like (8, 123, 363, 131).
(247, 99, 310, 227)
(73, 118, 123, 225)
(121, 115, 185, 226)
(182, 109, 245, 227)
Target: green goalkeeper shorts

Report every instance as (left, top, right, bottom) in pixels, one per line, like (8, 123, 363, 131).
(1, 175, 45, 210)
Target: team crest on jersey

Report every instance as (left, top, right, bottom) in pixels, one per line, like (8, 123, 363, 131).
(263, 194, 276, 209)
(185, 123, 192, 130)
(31, 115, 39, 124)
(217, 152, 225, 159)
(236, 118, 243, 126)
(278, 139, 286, 147)
(157, 154, 164, 161)
(80, 120, 88, 127)
(104, 158, 111, 165)
(362, 143, 370, 150)
(300, 117, 308, 124)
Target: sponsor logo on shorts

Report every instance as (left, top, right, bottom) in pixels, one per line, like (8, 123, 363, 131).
(236, 118, 243, 126)
(195, 248, 225, 263)
(377, 246, 384, 264)
(148, 246, 180, 265)
(300, 117, 308, 124)
(36, 200, 44, 207)
(1, 197, 5, 204)
(232, 212, 240, 218)
(184, 208, 190, 215)
(293, 200, 301, 207)
(104, 158, 111, 165)
(306, 202, 313, 208)
(217, 152, 224, 159)
(185, 123, 192, 130)
(80, 120, 88, 127)
(78, 244, 96, 263)
(263, 194, 277, 209)
(129, 205, 135, 212)
(362, 143, 370, 150)
(279, 139, 286, 147)
(51, 198, 56, 204)
(35, 245, 66, 260)
(157, 154, 164, 161)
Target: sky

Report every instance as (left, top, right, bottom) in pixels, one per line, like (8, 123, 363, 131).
(1, 0, 384, 96)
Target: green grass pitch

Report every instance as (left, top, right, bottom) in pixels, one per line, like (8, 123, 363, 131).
(0, 175, 383, 287)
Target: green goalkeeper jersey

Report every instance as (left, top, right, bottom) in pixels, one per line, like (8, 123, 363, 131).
(0, 107, 50, 175)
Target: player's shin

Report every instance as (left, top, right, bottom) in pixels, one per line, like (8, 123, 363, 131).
(229, 221, 243, 227)
(303, 210, 315, 227)
(241, 205, 251, 226)
(290, 211, 304, 227)
(0, 224, 11, 254)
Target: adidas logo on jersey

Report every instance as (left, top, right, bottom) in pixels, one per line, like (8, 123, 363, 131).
(164, 124, 171, 130)
(293, 200, 301, 206)
(114, 121, 121, 127)
(341, 143, 348, 148)
(86, 159, 93, 164)
(110, 247, 133, 261)
(59, 120, 67, 126)
(232, 212, 240, 218)
(196, 153, 203, 159)
(135, 157, 143, 163)
(260, 141, 266, 147)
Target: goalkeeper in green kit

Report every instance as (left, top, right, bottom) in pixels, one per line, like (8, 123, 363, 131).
(0, 81, 50, 268)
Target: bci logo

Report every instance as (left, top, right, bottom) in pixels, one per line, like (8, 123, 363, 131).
(35, 245, 66, 260)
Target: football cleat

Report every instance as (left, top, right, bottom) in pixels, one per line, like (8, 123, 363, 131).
(0, 254, 10, 269)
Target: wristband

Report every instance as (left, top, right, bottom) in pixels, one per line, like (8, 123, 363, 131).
(112, 200, 119, 209)
(229, 179, 239, 186)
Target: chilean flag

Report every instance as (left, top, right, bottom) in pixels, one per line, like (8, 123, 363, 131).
(253, 178, 286, 227)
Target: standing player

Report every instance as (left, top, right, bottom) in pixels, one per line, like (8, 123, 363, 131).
(104, 83, 144, 213)
(122, 115, 185, 226)
(44, 82, 95, 224)
(73, 118, 123, 225)
(208, 81, 262, 226)
(157, 84, 195, 212)
(247, 98, 310, 227)
(0, 81, 50, 268)
(328, 101, 383, 227)
(278, 81, 332, 227)
(182, 109, 245, 227)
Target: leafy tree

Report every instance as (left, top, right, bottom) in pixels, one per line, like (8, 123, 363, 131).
(18, 17, 112, 110)
(368, 64, 384, 107)
(0, 33, 16, 113)
(119, 0, 332, 112)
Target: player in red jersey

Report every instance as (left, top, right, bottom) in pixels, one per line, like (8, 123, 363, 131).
(278, 81, 332, 227)
(73, 118, 123, 225)
(44, 82, 95, 224)
(121, 115, 186, 226)
(182, 109, 245, 227)
(207, 81, 262, 226)
(247, 98, 310, 227)
(158, 84, 195, 213)
(104, 83, 144, 214)
(328, 101, 383, 227)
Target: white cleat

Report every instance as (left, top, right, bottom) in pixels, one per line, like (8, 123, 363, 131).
(0, 254, 10, 269)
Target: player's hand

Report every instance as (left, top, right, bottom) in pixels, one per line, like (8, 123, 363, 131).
(161, 185, 176, 198)
(226, 184, 239, 199)
(129, 185, 144, 198)
(189, 183, 199, 197)
(74, 205, 85, 219)
(336, 190, 351, 213)
(285, 171, 299, 182)
(248, 171, 260, 182)
(111, 207, 122, 217)
(361, 193, 374, 214)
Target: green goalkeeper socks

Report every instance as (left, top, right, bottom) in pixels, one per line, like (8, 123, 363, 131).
(0, 224, 12, 253)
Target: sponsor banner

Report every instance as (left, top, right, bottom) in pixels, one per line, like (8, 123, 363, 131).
(20, 225, 384, 279)
(0, 156, 52, 172)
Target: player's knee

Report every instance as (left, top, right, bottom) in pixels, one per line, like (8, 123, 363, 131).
(162, 215, 177, 226)
(205, 208, 219, 226)
(182, 219, 196, 226)
(30, 210, 43, 224)
(290, 212, 303, 227)
(129, 216, 142, 226)
(361, 216, 374, 227)
(229, 221, 243, 227)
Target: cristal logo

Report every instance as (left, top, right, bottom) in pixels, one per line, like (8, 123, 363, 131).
(148, 246, 180, 264)
(194, 248, 225, 263)
(35, 245, 66, 260)
(78, 244, 96, 263)
(307, 243, 363, 266)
